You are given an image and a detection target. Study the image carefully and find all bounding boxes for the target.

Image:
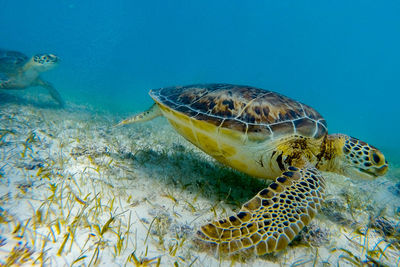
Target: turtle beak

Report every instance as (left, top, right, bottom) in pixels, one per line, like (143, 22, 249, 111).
(354, 161, 388, 180)
(375, 162, 389, 176)
(50, 54, 59, 63)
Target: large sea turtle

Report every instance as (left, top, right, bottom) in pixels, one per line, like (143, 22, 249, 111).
(118, 83, 388, 255)
(0, 49, 64, 106)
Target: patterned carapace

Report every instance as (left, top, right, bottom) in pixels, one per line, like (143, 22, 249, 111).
(150, 84, 327, 140)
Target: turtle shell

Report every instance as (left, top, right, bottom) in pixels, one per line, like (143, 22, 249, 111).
(150, 84, 327, 140)
(0, 49, 29, 74)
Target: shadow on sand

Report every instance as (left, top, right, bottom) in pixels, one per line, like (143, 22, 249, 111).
(0, 90, 61, 109)
(103, 144, 271, 210)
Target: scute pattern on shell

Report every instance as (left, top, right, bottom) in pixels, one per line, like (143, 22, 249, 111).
(0, 49, 29, 74)
(150, 84, 327, 139)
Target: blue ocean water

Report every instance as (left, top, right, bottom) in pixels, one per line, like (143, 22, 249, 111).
(1, 0, 399, 161)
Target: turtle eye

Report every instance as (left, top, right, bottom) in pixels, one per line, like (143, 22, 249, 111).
(371, 152, 381, 165)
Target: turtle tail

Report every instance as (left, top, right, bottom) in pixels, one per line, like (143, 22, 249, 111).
(115, 103, 162, 127)
(196, 167, 326, 255)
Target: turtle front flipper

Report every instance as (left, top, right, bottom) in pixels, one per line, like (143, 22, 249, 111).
(36, 79, 65, 107)
(196, 167, 326, 255)
(116, 103, 162, 126)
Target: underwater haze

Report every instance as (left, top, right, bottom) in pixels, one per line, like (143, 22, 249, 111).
(1, 0, 399, 158)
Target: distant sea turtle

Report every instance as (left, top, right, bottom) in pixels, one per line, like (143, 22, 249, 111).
(118, 84, 388, 255)
(0, 49, 64, 106)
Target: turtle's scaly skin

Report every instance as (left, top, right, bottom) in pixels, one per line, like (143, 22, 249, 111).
(118, 84, 388, 255)
(197, 167, 325, 254)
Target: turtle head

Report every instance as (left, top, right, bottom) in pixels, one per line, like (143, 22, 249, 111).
(30, 53, 59, 72)
(329, 134, 388, 179)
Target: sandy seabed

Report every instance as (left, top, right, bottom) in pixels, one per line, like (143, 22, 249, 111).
(0, 91, 400, 266)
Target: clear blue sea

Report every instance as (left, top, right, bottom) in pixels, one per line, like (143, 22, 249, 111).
(1, 0, 399, 162)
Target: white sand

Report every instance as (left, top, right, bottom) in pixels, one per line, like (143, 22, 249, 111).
(0, 92, 399, 266)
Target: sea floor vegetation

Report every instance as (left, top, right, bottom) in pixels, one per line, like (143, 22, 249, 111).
(0, 91, 399, 266)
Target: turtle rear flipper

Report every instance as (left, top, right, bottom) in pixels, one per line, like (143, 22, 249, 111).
(196, 167, 326, 255)
(116, 103, 162, 127)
